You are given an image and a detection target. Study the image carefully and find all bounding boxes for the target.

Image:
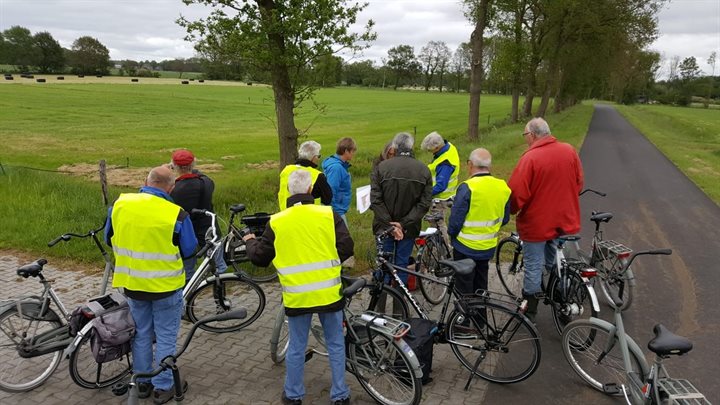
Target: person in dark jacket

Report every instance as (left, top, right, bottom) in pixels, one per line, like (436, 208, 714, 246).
(370, 132, 432, 283)
(169, 149, 226, 282)
(243, 169, 353, 405)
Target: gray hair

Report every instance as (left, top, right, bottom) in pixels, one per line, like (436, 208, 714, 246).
(468, 148, 492, 169)
(287, 169, 312, 196)
(526, 118, 551, 137)
(391, 132, 415, 153)
(298, 141, 321, 160)
(421, 131, 444, 151)
(147, 166, 175, 188)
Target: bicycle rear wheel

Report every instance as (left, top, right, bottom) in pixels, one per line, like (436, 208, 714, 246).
(0, 307, 63, 392)
(562, 320, 645, 394)
(225, 233, 278, 282)
(68, 330, 132, 389)
(269, 306, 289, 364)
(348, 331, 422, 405)
(596, 260, 633, 311)
(417, 234, 450, 305)
(185, 273, 266, 333)
(495, 237, 524, 299)
(548, 270, 597, 336)
(447, 302, 541, 384)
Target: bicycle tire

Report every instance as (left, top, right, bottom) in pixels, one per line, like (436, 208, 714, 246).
(562, 320, 645, 394)
(348, 331, 422, 405)
(495, 237, 524, 299)
(417, 234, 450, 305)
(447, 302, 541, 384)
(269, 306, 289, 364)
(225, 233, 278, 283)
(0, 307, 63, 392)
(365, 283, 410, 321)
(68, 330, 132, 389)
(548, 270, 598, 336)
(596, 259, 633, 311)
(185, 273, 266, 333)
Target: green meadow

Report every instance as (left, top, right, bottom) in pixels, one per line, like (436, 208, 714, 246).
(0, 81, 594, 269)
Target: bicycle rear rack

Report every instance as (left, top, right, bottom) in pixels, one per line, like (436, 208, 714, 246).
(353, 311, 411, 339)
(597, 240, 633, 259)
(657, 378, 710, 404)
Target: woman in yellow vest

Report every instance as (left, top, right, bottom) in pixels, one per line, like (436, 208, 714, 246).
(421, 131, 461, 247)
(277, 140, 333, 210)
(244, 170, 354, 405)
(447, 148, 511, 296)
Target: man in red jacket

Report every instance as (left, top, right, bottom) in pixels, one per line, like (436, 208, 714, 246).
(508, 117, 584, 322)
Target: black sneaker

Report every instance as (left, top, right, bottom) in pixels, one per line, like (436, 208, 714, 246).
(281, 392, 302, 405)
(138, 381, 154, 399)
(153, 380, 188, 405)
(332, 397, 350, 405)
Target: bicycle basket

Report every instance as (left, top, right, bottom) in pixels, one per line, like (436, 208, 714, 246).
(241, 212, 271, 235)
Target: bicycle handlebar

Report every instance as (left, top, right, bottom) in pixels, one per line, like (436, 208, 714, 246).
(47, 222, 106, 247)
(579, 188, 606, 197)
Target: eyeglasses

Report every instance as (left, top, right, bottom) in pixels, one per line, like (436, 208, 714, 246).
(522, 131, 532, 137)
(315, 154, 322, 159)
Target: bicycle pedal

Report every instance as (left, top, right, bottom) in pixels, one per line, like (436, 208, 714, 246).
(111, 381, 129, 396)
(602, 383, 620, 395)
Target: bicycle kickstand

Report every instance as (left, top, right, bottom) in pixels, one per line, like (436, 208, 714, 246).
(464, 351, 486, 391)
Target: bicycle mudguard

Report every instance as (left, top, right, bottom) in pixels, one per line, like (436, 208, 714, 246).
(63, 320, 94, 358)
(395, 338, 424, 379)
(587, 317, 650, 377)
(2, 299, 62, 323)
(582, 279, 601, 313)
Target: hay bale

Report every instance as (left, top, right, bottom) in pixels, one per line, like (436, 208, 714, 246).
(57, 76, 64, 80)
(198, 79, 204, 83)
(4, 76, 13, 80)
(131, 78, 139, 82)
(181, 80, 189, 84)
(26, 75, 34, 79)
(96, 75, 103, 78)
(78, 75, 85, 78)
(36, 78, 46, 83)
(247, 82, 253, 86)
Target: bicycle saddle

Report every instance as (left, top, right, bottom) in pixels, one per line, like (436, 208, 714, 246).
(648, 324, 693, 356)
(17, 258, 48, 278)
(558, 234, 581, 242)
(230, 204, 246, 214)
(590, 212, 613, 223)
(438, 259, 475, 277)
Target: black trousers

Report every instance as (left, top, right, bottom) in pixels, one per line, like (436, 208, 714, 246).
(452, 250, 489, 295)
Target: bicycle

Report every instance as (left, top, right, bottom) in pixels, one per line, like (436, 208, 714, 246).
(494, 230, 600, 336)
(269, 277, 423, 405)
(561, 249, 710, 404)
(371, 229, 542, 386)
(222, 204, 278, 283)
(0, 256, 131, 392)
(127, 309, 248, 405)
(413, 198, 453, 305)
(181, 208, 266, 333)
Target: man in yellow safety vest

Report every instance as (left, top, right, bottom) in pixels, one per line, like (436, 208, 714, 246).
(421, 131, 460, 245)
(277, 140, 333, 211)
(105, 165, 197, 404)
(244, 169, 353, 405)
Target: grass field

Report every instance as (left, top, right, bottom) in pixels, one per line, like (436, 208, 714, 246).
(0, 80, 594, 269)
(616, 104, 720, 203)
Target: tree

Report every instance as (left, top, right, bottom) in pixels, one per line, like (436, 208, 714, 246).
(706, 51, 717, 107)
(2, 26, 39, 70)
(450, 42, 472, 92)
(33, 32, 65, 73)
(464, 0, 494, 141)
(386, 45, 420, 90)
(313, 55, 343, 87)
(679, 56, 701, 81)
(179, 0, 375, 167)
(418, 41, 451, 91)
(68, 36, 110, 75)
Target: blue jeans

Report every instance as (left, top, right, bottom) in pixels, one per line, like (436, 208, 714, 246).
(381, 237, 414, 284)
(184, 244, 228, 283)
(127, 289, 183, 390)
(521, 239, 558, 295)
(285, 310, 349, 402)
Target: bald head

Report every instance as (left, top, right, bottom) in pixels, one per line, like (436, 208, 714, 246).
(468, 148, 492, 174)
(146, 166, 175, 193)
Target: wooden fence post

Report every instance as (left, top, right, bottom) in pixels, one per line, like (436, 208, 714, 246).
(99, 160, 108, 206)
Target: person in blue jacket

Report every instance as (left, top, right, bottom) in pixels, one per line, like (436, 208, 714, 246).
(322, 137, 356, 226)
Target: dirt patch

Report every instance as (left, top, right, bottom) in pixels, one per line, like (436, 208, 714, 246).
(246, 160, 279, 170)
(0, 248, 100, 276)
(58, 162, 224, 187)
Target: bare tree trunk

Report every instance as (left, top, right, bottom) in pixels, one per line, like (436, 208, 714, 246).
(536, 79, 552, 117)
(467, 0, 491, 141)
(511, 89, 520, 122)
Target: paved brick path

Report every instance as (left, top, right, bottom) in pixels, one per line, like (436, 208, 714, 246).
(0, 254, 495, 404)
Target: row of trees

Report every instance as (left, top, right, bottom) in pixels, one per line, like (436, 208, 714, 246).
(0, 26, 110, 75)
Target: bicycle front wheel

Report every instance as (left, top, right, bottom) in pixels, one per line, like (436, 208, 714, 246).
(186, 273, 266, 333)
(269, 306, 289, 364)
(417, 234, 450, 305)
(597, 262, 633, 311)
(562, 320, 645, 394)
(447, 302, 541, 384)
(548, 270, 598, 336)
(0, 307, 63, 392)
(364, 283, 410, 321)
(348, 332, 422, 405)
(68, 331, 132, 389)
(495, 237, 524, 299)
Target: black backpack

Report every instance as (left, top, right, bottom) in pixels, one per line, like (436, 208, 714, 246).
(403, 318, 437, 385)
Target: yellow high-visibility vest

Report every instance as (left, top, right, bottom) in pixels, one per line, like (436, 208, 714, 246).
(277, 164, 322, 210)
(270, 204, 342, 309)
(428, 142, 460, 200)
(111, 193, 185, 292)
(456, 176, 511, 251)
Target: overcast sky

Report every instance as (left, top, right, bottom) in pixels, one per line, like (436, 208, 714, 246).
(1, 0, 718, 75)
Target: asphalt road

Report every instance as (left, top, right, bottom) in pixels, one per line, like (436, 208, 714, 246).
(486, 104, 719, 404)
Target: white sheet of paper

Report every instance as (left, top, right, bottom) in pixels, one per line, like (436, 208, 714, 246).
(356, 185, 371, 214)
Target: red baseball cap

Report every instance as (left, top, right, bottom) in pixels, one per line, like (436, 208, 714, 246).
(172, 149, 195, 166)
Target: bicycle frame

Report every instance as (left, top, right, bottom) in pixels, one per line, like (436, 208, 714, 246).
(552, 238, 600, 315)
